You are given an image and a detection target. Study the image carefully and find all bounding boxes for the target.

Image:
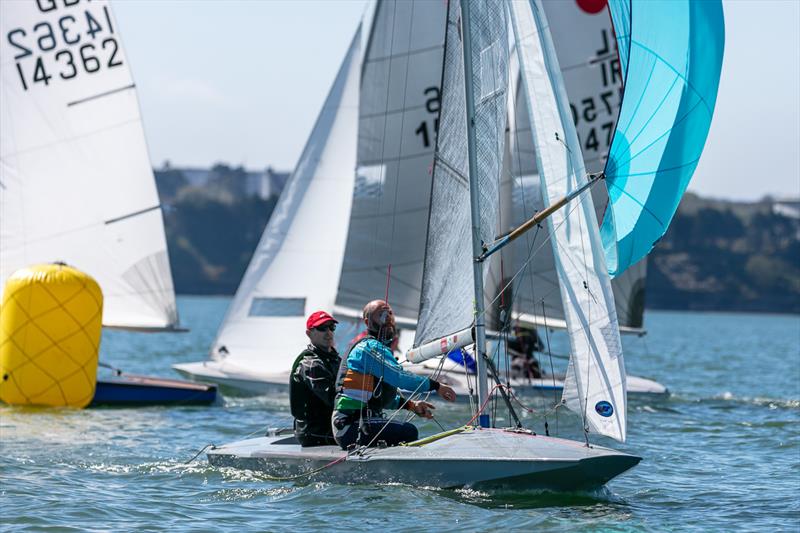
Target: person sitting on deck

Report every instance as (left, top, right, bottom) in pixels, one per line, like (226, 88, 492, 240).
(331, 300, 457, 450)
(508, 325, 544, 380)
(289, 310, 342, 447)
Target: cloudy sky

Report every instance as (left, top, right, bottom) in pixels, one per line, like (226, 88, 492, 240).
(114, 0, 800, 201)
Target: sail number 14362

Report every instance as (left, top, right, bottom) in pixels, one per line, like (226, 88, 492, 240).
(6, 2, 123, 91)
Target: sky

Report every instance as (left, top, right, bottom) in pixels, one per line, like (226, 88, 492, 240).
(113, 0, 800, 201)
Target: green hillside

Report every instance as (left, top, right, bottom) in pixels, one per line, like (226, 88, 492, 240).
(156, 168, 800, 313)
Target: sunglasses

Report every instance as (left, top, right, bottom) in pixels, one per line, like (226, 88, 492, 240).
(314, 324, 336, 332)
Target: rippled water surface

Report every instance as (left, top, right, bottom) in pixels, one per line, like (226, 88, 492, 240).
(2, 297, 798, 531)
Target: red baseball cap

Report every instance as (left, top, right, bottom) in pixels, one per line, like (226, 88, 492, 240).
(306, 310, 338, 330)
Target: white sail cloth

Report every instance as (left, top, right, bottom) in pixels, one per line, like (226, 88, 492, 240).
(336, 0, 446, 322)
(0, 0, 177, 329)
(509, 0, 627, 442)
(415, 0, 509, 347)
(207, 27, 362, 375)
(507, 0, 647, 334)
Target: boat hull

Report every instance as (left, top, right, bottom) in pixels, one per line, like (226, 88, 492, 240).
(174, 360, 668, 397)
(207, 428, 640, 490)
(90, 375, 217, 406)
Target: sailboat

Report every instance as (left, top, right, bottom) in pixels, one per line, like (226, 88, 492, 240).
(175, 0, 666, 399)
(174, 0, 446, 392)
(403, 0, 665, 396)
(204, 0, 723, 490)
(0, 0, 215, 405)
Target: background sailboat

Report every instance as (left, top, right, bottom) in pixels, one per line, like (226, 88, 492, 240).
(174, 0, 448, 391)
(0, 0, 214, 405)
(0, 0, 177, 330)
(177, 0, 663, 398)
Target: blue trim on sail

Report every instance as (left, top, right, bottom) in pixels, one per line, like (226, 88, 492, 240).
(602, 0, 724, 277)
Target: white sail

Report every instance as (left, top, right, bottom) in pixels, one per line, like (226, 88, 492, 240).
(415, 0, 509, 346)
(206, 27, 362, 377)
(335, 0, 446, 323)
(0, 0, 177, 330)
(509, 0, 627, 441)
(507, 0, 646, 334)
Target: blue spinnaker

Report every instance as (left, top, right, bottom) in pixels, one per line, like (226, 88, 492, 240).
(601, 0, 724, 277)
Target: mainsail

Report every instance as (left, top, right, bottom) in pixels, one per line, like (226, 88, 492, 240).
(335, 0, 446, 323)
(600, 0, 725, 276)
(208, 27, 362, 375)
(415, 0, 509, 346)
(509, 0, 626, 441)
(0, 0, 178, 330)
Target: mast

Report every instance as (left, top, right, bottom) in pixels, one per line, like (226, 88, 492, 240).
(459, 0, 490, 428)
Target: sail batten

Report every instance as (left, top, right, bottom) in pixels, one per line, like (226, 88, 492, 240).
(0, 0, 178, 329)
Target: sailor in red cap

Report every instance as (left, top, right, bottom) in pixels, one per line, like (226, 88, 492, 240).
(289, 310, 341, 446)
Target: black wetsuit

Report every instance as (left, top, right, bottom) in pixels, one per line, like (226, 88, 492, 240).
(289, 345, 341, 446)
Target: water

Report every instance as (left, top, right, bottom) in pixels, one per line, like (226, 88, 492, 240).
(2, 296, 798, 531)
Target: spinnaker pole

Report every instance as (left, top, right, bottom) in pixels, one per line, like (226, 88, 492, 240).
(460, 0, 490, 428)
(479, 172, 604, 262)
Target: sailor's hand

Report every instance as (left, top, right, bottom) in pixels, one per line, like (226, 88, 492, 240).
(412, 400, 435, 419)
(437, 384, 457, 402)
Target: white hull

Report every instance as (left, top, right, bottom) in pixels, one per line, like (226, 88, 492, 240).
(208, 427, 640, 490)
(173, 359, 667, 397)
(405, 361, 669, 397)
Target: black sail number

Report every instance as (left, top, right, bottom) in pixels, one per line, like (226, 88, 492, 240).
(33, 21, 57, 52)
(8, 29, 32, 59)
(58, 15, 80, 45)
(79, 43, 100, 72)
(415, 86, 441, 148)
(55, 49, 77, 79)
(102, 37, 122, 67)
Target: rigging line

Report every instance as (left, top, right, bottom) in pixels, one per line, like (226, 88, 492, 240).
(368, 0, 400, 270)
(402, 350, 447, 424)
(385, 263, 392, 304)
(541, 301, 560, 435)
(505, 63, 541, 346)
(386, 0, 418, 292)
(573, 163, 594, 442)
(478, 196, 586, 321)
(358, 367, 432, 451)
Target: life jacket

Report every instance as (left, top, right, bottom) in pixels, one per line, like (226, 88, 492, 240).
(289, 345, 339, 421)
(335, 334, 398, 416)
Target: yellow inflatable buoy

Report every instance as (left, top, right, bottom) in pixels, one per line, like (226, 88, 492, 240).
(0, 263, 103, 408)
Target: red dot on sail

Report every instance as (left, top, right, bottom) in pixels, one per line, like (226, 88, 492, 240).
(575, 0, 607, 15)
